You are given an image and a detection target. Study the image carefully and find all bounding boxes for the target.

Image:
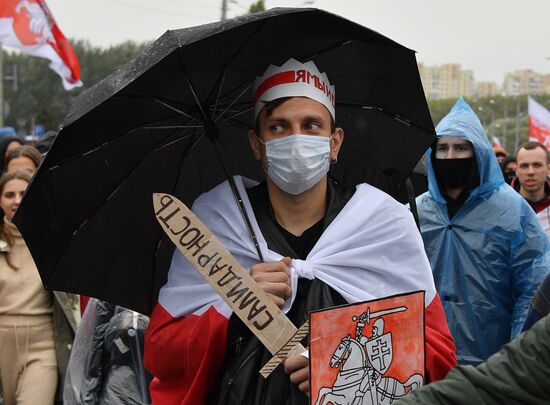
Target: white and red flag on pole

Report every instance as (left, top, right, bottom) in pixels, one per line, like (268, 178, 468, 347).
(0, 0, 82, 89)
(528, 96, 550, 148)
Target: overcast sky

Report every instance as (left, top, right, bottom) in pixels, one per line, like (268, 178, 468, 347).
(46, 0, 550, 84)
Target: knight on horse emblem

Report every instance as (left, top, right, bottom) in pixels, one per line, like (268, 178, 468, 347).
(313, 303, 424, 405)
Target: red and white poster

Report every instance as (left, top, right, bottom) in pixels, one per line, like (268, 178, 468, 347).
(0, 0, 82, 89)
(528, 96, 550, 149)
(310, 291, 425, 405)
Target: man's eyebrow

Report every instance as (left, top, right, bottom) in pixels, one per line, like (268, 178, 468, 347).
(265, 116, 289, 124)
(301, 113, 326, 122)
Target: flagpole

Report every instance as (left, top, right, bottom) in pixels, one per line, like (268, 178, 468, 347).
(221, 0, 228, 20)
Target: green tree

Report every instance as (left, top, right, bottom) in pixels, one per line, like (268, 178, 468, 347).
(248, 0, 265, 14)
(2, 39, 150, 133)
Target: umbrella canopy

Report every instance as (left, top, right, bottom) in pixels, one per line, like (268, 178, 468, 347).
(14, 8, 436, 315)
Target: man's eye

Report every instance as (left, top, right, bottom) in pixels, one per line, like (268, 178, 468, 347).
(305, 122, 321, 131)
(437, 146, 448, 151)
(269, 124, 284, 133)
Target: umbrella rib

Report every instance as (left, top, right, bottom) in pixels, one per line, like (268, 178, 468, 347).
(166, 129, 205, 198)
(108, 95, 200, 123)
(338, 102, 434, 134)
(330, 42, 434, 133)
(153, 98, 202, 124)
(49, 110, 202, 170)
(74, 129, 204, 235)
(151, 130, 203, 154)
(141, 125, 206, 130)
(217, 106, 254, 126)
(214, 81, 254, 123)
(206, 19, 273, 123)
(49, 132, 184, 171)
(211, 68, 226, 118)
(175, 53, 209, 121)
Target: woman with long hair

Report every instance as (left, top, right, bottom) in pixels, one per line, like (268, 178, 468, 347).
(4, 145, 43, 174)
(0, 170, 57, 404)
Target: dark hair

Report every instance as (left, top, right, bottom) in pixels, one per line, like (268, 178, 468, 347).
(501, 155, 516, 170)
(0, 170, 32, 270)
(4, 145, 43, 173)
(0, 136, 23, 172)
(254, 97, 336, 135)
(516, 141, 549, 164)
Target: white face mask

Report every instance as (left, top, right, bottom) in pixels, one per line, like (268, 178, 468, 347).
(261, 134, 332, 195)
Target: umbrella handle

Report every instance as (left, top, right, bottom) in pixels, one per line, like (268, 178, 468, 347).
(209, 133, 265, 263)
(406, 178, 420, 231)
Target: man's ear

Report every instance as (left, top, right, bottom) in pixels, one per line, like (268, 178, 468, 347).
(330, 127, 345, 162)
(248, 129, 262, 160)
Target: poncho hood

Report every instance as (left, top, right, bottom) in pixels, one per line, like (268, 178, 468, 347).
(427, 97, 504, 203)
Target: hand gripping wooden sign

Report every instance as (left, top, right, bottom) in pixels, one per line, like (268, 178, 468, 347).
(153, 193, 308, 378)
(309, 291, 425, 405)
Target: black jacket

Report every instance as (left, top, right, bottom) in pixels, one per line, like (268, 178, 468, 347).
(208, 179, 353, 405)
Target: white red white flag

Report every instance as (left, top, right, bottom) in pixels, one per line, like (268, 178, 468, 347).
(528, 96, 550, 148)
(0, 0, 82, 90)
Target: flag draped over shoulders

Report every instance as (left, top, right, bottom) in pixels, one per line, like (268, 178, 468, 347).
(145, 176, 456, 404)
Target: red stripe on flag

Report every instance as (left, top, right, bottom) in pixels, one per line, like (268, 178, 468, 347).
(529, 116, 550, 148)
(254, 71, 296, 102)
(38, 0, 81, 83)
(145, 304, 229, 404)
(425, 293, 457, 382)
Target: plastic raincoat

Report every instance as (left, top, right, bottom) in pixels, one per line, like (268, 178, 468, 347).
(416, 97, 550, 365)
(63, 299, 152, 404)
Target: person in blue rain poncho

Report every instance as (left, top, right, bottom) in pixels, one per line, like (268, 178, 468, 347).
(416, 97, 550, 365)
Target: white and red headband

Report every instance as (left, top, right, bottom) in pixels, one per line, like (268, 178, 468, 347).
(253, 58, 336, 121)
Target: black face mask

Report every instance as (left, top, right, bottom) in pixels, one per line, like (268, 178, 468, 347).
(503, 170, 516, 184)
(433, 158, 474, 188)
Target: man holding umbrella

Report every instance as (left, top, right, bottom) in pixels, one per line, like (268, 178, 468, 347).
(144, 58, 456, 404)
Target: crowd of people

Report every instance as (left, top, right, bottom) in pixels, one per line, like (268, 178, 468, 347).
(1, 59, 549, 405)
(0, 137, 150, 405)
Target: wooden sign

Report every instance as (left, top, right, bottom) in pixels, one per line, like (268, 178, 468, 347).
(309, 291, 425, 405)
(153, 193, 307, 377)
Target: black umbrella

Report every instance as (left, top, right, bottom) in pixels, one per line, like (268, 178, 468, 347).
(14, 8, 436, 315)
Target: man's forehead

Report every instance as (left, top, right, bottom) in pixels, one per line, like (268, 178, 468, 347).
(437, 136, 470, 145)
(260, 96, 331, 120)
(517, 147, 548, 162)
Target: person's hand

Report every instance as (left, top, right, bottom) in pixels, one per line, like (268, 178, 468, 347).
(284, 354, 310, 397)
(250, 257, 292, 309)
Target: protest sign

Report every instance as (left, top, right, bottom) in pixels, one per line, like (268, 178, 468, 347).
(153, 193, 307, 377)
(310, 291, 425, 405)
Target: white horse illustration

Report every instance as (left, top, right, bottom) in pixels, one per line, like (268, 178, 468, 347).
(314, 335, 423, 405)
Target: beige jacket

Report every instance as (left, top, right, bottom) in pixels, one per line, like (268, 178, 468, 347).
(0, 221, 79, 400)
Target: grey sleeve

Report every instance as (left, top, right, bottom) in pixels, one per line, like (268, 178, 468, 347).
(396, 315, 550, 405)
